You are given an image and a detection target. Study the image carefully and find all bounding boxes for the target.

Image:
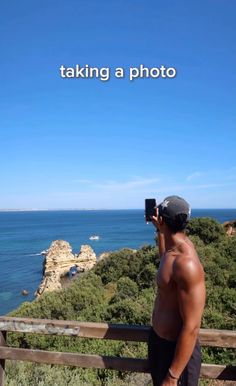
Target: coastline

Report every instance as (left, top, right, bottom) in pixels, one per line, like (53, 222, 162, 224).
(1, 210, 236, 315)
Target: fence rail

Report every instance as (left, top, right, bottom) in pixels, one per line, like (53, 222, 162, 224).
(0, 317, 235, 385)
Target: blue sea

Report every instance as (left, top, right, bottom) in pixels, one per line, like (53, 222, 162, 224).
(0, 209, 236, 315)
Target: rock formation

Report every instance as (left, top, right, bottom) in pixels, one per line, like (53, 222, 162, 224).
(223, 220, 236, 237)
(36, 240, 97, 296)
(76, 245, 97, 271)
(98, 252, 111, 261)
(21, 289, 29, 296)
(98, 248, 137, 262)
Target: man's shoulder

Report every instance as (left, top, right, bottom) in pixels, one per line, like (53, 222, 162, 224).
(173, 250, 205, 287)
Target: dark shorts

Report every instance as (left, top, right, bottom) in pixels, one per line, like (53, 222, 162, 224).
(148, 328, 201, 386)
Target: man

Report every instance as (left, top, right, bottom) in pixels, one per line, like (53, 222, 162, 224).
(149, 195, 206, 386)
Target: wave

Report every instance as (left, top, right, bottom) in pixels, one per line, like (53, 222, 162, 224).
(25, 253, 43, 256)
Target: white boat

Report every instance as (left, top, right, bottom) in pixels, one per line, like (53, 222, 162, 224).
(89, 235, 100, 240)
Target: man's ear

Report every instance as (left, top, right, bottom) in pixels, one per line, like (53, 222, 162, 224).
(158, 215, 164, 226)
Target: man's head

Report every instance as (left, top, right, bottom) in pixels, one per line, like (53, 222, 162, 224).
(157, 195, 191, 233)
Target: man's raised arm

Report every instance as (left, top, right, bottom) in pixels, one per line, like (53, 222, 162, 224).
(151, 211, 166, 257)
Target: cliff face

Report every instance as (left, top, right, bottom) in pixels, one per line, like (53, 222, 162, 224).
(223, 220, 236, 237)
(36, 240, 97, 296)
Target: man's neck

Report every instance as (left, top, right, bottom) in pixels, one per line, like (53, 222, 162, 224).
(164, 231, 187, 253)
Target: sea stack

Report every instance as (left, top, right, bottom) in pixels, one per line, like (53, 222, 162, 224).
(76, 244, 97, 271)
(36, 240, 97, 296)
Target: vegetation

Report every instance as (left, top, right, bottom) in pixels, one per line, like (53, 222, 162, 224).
(5, 217, 236, 385)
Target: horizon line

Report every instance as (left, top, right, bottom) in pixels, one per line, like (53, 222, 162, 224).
(0, 208, 236, 212)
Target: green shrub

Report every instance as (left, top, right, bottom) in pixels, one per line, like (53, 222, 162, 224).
(187, 217, 225, 244)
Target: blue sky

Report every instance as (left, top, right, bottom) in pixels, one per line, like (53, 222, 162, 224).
(0, 0, 235, 209)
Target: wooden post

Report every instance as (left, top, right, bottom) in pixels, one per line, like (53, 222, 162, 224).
(0, 331, 7, 386)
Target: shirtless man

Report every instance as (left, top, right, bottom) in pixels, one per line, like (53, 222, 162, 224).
(149, 196, 206, 386)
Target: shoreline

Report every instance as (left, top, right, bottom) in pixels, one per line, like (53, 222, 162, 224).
(1, 213, 236, 315)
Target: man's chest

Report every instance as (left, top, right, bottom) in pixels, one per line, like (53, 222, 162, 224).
(157, 254, 176, 290)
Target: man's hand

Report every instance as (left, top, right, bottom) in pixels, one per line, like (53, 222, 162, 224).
(150, 208, 161, 230)
(161, 375, 178, 386)
(150, 208, 166, 255)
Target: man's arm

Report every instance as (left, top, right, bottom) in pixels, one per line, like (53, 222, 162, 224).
(151, 210, 166, 256)
(167, 256, 206, 380)
(157, 230, 165, 256)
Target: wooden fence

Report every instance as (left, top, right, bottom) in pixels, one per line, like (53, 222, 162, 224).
(0, 317, 235, 385)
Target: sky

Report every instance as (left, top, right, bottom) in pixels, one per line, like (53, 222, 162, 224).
(0, 0, 235, 209)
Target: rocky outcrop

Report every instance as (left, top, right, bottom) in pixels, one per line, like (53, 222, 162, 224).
(98, 252, 111, 261)
(36, 240, 97, 297)
(223, 220, 236, 237)
(21, 289, 29, 296)
(42, 240, 77, 276)
(98, 248, 137, 262)
(76, 245, 97, 271)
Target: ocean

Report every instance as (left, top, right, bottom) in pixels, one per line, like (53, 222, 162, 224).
(0, 209, 236, 315)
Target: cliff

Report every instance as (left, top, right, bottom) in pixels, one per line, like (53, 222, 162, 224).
(223, 219, 236, 236)
(36, 240, 97, 296)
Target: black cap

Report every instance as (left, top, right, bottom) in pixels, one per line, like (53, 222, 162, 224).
(158, 195, 191, 229)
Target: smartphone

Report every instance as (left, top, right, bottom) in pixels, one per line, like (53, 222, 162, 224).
(145, 198, 156, 222)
